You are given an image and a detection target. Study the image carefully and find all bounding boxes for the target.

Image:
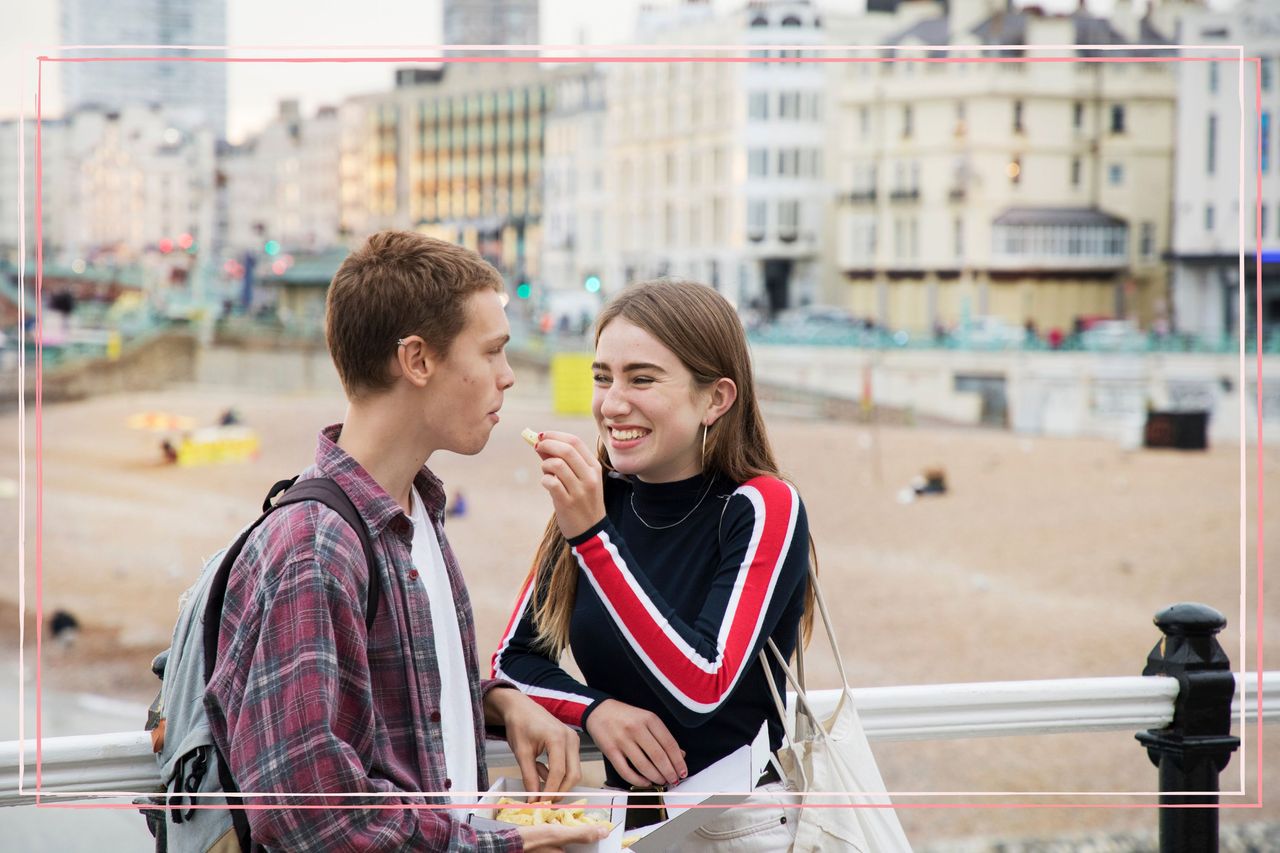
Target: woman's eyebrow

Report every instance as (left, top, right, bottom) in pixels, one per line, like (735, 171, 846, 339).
(591, 362, 668, 374)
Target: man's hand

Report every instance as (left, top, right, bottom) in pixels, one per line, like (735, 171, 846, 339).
(517, 823, 611, 852)
(484, 687, 581, 797)
(584, 699, 687, 788)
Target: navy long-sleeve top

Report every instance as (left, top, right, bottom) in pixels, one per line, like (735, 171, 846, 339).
(492, 470, 809, 787)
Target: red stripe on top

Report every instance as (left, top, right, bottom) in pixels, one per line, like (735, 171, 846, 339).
(573, 476, 794, 707)
(530, 694, 592, 728)
(491, 570, 536, 678)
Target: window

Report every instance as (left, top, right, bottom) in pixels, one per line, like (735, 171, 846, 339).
(954, 216, 963, 258)
(778, 149, 799, 176)
(1265, 58, 1274, 92)
(778, 200, 799, 238)
(1071, 157, 1082, 188)
(903, 105, 913, 138)
(1013, 100, 1024, 133)
(1207, 114, 1217, 175)
(748, 199, 766, 239)
(1073, 101, 1084, 131)
(1209, 62, 1219, 94)
(1140, 222, 1154, 258)
(1263, 205, 1269, 237)
(1205, 204, 1215, 231)
(748, 148, 769, 177)
(859, 106, 870, 138)
(1264, 111, 1272, 174)
(1110, 104, 1126, 134)
(1108, 163, 1124, 185)
(779, 92, 800, 120)
(748, 92, 769, 120)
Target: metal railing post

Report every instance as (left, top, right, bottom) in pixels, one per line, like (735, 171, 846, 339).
(1136, 603, 1240, 853)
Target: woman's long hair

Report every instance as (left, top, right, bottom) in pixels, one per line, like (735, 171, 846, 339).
(526, 279, 818, 656)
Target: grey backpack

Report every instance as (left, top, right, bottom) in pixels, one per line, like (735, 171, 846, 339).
(137, 477, 379, 853)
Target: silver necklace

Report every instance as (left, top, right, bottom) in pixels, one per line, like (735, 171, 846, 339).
(629, 477, 716, 530)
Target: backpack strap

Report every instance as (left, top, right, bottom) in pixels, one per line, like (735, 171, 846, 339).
(200, 476, 383, 853)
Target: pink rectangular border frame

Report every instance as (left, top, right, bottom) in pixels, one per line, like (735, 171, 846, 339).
(14, 42, 1266, 816)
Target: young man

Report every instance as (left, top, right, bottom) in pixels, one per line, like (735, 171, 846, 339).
(204, 231, 605, 852)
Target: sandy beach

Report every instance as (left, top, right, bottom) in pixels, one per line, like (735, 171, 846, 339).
(1, 362, 1275, 846)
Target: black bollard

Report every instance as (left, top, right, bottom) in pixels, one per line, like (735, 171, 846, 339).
(1135, 603, 1240, 853)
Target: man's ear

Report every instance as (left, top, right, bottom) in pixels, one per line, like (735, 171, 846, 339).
(704, 377, 738, 427)
(394, 336, 435, 388)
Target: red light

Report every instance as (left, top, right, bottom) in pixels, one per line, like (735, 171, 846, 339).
(177, 233, 194, 250)
(158, 239, 173, 254)
(271, 259, 288, 275)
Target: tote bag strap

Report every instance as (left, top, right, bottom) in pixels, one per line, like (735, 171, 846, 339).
(758, 646, 812, 792)
(765, 638, 831, 745)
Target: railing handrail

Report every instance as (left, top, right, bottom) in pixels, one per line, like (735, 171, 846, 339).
(2, 671, 1275, 807)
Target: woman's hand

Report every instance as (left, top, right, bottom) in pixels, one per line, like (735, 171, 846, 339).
(533, 431, 606, 539)
(584, 699, 688, 788)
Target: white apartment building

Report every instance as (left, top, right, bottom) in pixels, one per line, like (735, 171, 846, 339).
(1169, 0, 1280, 341)
(605, 0, 831, 312)
(0, 119, 63, 266)
(833, 0, 1177, 336)
(221, 100, 343, 257)
(50, 104, 217, 269)
(60, 0, 228, 141)
(542, 66, 608, 295)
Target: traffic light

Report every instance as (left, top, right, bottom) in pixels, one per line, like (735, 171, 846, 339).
(264, 240, 281, 256)
(584, 274, 601, 294)
(516, 282, 532, 300)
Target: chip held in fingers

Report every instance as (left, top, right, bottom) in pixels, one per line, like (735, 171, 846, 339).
(521, 427, 540, 448)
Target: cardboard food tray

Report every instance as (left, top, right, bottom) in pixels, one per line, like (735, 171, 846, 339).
(469, 723, 773, 852)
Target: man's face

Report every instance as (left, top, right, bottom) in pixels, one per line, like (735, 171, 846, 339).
(430, 290, 515, 455)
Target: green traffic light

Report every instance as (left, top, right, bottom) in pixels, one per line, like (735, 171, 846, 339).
(264, 240, 281, 256)
(584, 275, 601, 293)
(516, 283, 532, 299)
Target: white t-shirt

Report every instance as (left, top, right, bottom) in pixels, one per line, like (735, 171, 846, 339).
(408, 489, 479, 801)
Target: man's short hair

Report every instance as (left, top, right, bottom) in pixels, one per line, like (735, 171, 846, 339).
(325, 230, 504, 398)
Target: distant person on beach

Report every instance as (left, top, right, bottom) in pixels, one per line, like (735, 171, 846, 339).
(204, 230, 603, 852)
(494, 279, 817, 848)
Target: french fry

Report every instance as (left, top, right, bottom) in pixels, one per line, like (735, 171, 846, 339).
(492, 796, 613, 830)
(521, 427, 540, 448)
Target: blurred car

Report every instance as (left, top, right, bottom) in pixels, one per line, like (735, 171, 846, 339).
(1079, 320, 1148, 352)
(774, 305, 863, 330)
(951, 316, 1026, 349)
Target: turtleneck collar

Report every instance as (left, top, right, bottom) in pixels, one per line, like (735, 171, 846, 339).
(625, 470, 717, 524)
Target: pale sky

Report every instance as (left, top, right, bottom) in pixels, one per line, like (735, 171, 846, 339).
(2, 0, 1214, 144)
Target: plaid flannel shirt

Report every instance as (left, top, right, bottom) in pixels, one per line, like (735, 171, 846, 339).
(205, 425, 523, 852)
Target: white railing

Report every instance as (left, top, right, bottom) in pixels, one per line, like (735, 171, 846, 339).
(2, 672, 1276, 808)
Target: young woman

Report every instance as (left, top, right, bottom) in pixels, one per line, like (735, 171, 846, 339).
(493, 279, 815, 848)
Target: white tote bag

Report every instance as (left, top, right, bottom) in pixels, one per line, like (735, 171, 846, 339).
(759, 565, 913, 853)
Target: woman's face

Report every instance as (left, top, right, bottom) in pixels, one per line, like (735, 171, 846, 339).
(592, 318, 710, 483)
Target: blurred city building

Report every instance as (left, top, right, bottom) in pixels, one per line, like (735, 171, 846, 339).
(602, 0, 831, 314)
(542, 66, 608, 301)
(444, 0, 540, 49)
(1168, 0, 1280, 342)
(44, 104, 218, 301)
(60, 0, 228, 141)
(0, 118, 61, 267)
(338, 63, 554, 292)
(833, 0, 1177, 337)
(221, 100, 342, 257)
